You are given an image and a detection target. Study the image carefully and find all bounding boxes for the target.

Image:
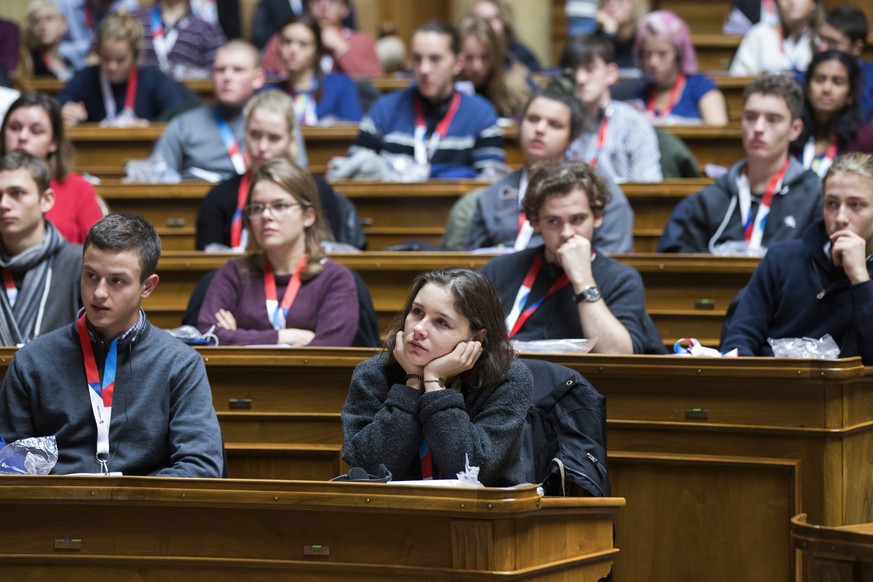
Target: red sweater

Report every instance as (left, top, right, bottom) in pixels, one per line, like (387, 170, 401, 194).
(48, 173, 104, 243)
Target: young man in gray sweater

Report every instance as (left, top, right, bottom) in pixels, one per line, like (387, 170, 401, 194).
(0, 212, 224, 476)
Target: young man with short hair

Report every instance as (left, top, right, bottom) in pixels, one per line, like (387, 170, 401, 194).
(0, 151, 81, 345)
(561, 34, 662, 183)
(815, 5, 873, 121)
(454, 85, 633, 253)
(481, 161, 664, 355)
(721, 152, 873, 363)
(348, 21, 505, 179)
(152, 39, 270, 181)
(0, 212, 224, 476)
(658, 74, 822, 253)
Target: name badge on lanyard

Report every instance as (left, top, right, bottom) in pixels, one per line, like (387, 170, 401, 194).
(738, 158, 790, 250)
(264, 255, 308, 330)
(151, 7, 180, 73)
(77, 313, 117, 475)
(214, 107, 248, 175)
(100, 66, 138, 121)
(413, 92, 462, 167)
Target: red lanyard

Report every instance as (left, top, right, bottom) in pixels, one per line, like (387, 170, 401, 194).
(590, 116, 609, 167)
(123, 66, 138, 112)
(647, 74, 686, 118)
(264, 254, 307, 330)
(507, 253, 570, 338)
(2, 269, 16, 306)
(413, 92, 462, 163)
(743, 158, 790, 243)
(230, 172, 251, 249)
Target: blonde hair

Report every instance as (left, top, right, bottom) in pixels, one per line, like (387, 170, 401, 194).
(458, 15, 530, 118)
(96, 11, 143, 61)
(824, 153, 873, 191)
(24, 0, 65, 51)
(244, 90, 301, 163)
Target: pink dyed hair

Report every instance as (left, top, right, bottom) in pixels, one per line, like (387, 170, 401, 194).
(634, 10, 698, 75)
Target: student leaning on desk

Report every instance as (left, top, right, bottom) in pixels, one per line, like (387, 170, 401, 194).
(342, 268, 533, 487)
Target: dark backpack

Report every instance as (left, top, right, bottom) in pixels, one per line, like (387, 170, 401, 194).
(519, 359, 610, 497)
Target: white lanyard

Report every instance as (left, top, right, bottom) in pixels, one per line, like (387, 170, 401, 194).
(513, 171, 533, 250)
(151, 8, 181, 73)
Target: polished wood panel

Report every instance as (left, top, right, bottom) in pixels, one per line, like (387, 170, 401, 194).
(792, 513, 873, 581)
(0, 476, 622, 581)
(96, 178, 715, 252)
(0, 348, 869, 580)
(147, 251, 756, 345)
(69, 123, 747, 179)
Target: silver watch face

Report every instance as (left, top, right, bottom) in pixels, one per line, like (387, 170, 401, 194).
(582, 286, 601, 302)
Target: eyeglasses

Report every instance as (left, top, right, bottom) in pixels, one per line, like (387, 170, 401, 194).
(244, 201, 303, 220)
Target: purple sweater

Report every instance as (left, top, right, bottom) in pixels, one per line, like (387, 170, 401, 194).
(196, 255, 358, 346)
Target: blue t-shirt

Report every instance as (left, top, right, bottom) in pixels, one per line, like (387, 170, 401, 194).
(632, 73, 718, 122)
(263, 71, 362, 123)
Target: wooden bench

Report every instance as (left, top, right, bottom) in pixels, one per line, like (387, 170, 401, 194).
(69, 122, 747, 179)
(0, 475, 622, 581)
(146, 250, 755, 345)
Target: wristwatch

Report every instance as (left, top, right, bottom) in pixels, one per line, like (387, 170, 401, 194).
(575, 285, 602, 303)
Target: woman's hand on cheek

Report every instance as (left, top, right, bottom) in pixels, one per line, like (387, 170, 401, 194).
(423, 340, 483, 386)
(393, 331, 424, 377)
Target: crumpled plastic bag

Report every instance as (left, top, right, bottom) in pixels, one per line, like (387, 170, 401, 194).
(768, 334, 841, 359)
(0, 435, 58, 475)
(455, 453, 484, 487)
(122, 153, 181, 184)
(326, 149, 388, 181)
(711, 240, 767, 257)
(165, 325, 219, 346)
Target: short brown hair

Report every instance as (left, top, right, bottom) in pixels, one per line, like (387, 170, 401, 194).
(743, 73, 804, 120)
(522, 161, 611, 222)
(0, 151, 52, 195)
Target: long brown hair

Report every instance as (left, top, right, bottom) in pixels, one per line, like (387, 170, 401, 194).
(384, 268, 514, 392)
(458, 15, 530, 118)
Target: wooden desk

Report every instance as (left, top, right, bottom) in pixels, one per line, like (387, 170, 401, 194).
(0, 347, 868, 580)
(0, 476, 623, 581)
(192, 349, 873, 582)
(792, 513, 873, 581)
(96, 178, 714, 252)
(69, 122, 745, 180)
(147, 251, 756, 345)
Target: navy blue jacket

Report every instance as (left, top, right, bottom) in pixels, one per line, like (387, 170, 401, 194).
(721, 220, 873, 363)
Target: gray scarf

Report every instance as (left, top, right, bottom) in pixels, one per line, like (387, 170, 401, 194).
(0, 222, 65, 345)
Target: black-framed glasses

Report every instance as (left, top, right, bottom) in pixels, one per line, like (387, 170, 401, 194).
(244, 201, 302, 220)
